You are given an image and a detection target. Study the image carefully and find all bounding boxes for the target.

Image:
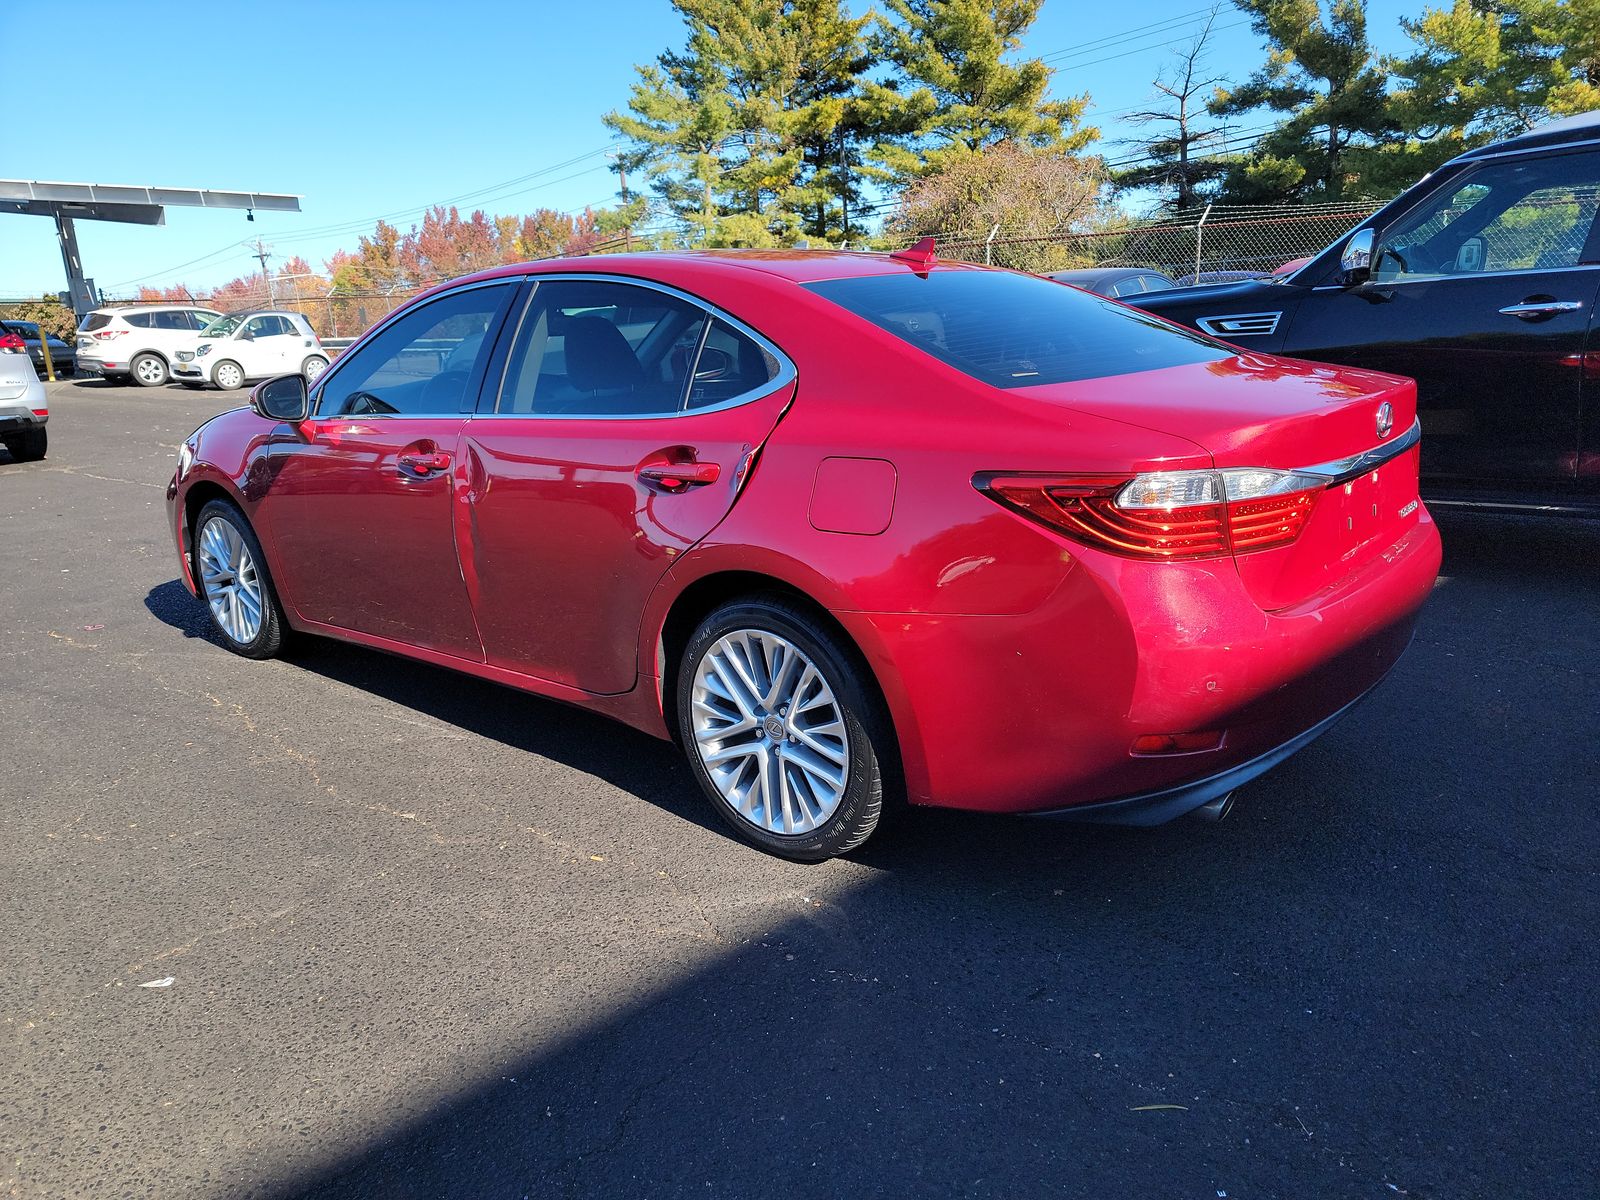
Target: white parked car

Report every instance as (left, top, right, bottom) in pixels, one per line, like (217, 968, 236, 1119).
(76, 305, 224, 387)
(0, 348, 47, 461)
(171, 311, 328, 391)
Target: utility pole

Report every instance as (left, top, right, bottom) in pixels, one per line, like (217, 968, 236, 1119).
(608, 149, 633, 251)
(249, 238, 276, 307)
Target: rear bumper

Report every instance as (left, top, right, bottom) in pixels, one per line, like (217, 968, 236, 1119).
(847, 509, 1441, 816)
(0, 395, 47, 432)
(1029, 679, 1383, 825)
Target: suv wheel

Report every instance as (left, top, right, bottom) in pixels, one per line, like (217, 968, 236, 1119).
(131, 353, 168, 387)
(2, 427, 46, 462)
(677, 597, 889, 861)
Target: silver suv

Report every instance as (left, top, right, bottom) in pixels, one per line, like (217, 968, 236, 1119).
(76, 305, 223, 387)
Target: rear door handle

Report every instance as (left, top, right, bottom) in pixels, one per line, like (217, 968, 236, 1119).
(398, 450, 452, 476)
(1499, 299, 1584, 319)
(638, 460, 720, 491)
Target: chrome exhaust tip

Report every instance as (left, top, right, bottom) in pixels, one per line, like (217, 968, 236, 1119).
(1194, 790, 1237, 823)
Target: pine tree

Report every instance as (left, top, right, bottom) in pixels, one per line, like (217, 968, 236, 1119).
(1390, 0, 1600, 146)
(868, 0, 1096, 182)
(1112, 9, 1229, 211)
(604, 0, 878, 246)
(1212, 0, 1393, 202)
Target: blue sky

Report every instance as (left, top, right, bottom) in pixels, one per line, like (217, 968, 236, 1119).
(0, 0, 1418, 297)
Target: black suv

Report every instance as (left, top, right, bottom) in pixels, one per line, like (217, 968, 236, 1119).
(1133, 111, 1600, 515)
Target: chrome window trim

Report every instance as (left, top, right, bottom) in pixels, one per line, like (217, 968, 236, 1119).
(1364, 262, 1600, 288)
(487, 272, 798, 421)
(1298, 418, 1422, 485)
(310, 277, 521, 418)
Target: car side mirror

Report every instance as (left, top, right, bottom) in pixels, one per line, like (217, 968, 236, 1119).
(1340, 228, 1374, 285)
(251, 373, 309, 422)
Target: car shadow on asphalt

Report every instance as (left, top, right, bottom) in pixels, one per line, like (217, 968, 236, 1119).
(142, 510, 1597, 1199)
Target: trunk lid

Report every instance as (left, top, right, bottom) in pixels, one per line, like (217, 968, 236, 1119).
(1013, 353, 1424, 610)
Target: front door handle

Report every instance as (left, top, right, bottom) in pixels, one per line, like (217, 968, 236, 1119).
(1499, 298, 1584, 320)
(638, 460, 720, 492)
(398, 449, 452, 476)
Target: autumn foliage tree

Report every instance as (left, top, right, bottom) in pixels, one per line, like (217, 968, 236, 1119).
(888, 140, 1111, 271)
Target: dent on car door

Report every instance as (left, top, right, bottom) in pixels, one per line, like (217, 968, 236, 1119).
(458, 278, 797, 694)
(258, 282, 520, 657)
(1282, 150, 1600, 489)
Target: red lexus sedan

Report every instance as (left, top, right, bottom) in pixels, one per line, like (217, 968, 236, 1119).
(166, 247, 1441, 860)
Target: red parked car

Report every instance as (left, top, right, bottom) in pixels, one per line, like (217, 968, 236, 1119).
(165, 247, 1440, 860)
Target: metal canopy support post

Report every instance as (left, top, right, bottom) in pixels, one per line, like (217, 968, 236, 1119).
(54, 216, 95, 319)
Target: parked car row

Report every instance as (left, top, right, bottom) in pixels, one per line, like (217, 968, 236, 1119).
(75, 304, 326, 390)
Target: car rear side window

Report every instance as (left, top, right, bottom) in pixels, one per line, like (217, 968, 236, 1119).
(498, 280, 713, 416)
(80, 313, 113, 332)
(686, 319, 780, 409)
(805, 269, 1227, 388)
(122, 312, 154, 329)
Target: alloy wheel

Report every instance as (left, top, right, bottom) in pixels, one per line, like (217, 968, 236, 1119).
(304, 357, 327, 382)
(135, 356, 165, 384)
(215, 362, 243, 389)
(197, 516, 264, 644)
(689, 629, 850, 835)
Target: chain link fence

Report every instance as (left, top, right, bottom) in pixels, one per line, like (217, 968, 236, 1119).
(926, 200, 1389, 279)
(5, 201, 1395, 347)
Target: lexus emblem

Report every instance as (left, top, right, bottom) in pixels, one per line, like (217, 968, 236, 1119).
(1376, 401, 1394, 439)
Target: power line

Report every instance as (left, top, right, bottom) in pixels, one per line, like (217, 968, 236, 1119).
(108, 146, 622, 289)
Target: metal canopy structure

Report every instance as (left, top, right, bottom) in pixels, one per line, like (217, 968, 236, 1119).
(0, 179, 301, 317)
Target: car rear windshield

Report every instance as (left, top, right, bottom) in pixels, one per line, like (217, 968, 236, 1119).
(804, 269, 1229, 388)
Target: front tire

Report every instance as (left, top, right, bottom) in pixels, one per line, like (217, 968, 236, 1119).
(212, 360, 245, 390)
(676, 597, 888, 861)
(131, 353, 169, 387)
(2, 426, 46, 462)
(193, 499, 286, 658)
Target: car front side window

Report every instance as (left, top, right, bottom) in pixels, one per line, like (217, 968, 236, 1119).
(317, 284, 515, 417)
(1375, 152, 1600, 282)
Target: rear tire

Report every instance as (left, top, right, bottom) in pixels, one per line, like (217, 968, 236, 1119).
(192, 499, 287, 658)
(676, 596, 888, 861)
(302, 355, 329, 382)
(131, 353, 169, 387)
(2, 427, 46, 462)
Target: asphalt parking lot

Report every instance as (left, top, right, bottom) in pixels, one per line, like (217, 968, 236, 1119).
(2, 378, 1596, 1199)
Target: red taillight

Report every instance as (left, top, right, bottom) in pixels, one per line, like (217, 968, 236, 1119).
(976, 471, 1322, 561)
(30, 409, 48, 418)
(1224, 490, 1318, 552)
(93, 329, 127, 340)
(0, 333, 25, 352)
